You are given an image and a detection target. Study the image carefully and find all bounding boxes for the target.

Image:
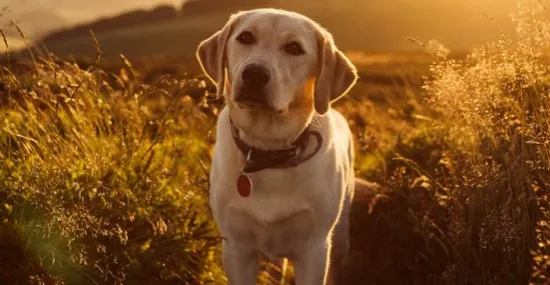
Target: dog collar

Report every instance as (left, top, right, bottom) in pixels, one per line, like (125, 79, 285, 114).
(229, 118, 322, 174)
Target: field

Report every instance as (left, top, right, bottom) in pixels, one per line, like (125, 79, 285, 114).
(1, 1, 549, 285)
(17, 0, 522, 60)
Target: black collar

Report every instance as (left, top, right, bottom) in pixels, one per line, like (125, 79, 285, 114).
(230, 118, 322, 173)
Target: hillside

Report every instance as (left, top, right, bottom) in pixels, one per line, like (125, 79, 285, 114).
(41, 5, 178, 43)
(24, 0, 540, 59)
(181, 0, 275, 15)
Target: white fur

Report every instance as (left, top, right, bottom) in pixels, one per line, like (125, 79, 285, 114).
(197, 8, 358, 285)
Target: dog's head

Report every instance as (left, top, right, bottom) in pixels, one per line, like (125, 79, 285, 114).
(197, 9, 357, 149)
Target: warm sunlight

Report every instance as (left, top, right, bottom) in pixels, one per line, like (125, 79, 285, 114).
(1, 0, 549, 285)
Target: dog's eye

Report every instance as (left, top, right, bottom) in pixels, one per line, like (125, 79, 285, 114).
(236, 31, 255, 45)
(284, 42, 305, 56)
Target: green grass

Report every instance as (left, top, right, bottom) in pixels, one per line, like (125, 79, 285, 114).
(1, 0, 549, 284)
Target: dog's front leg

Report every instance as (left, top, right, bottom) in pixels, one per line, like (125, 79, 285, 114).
(222, 239, 260, 285)
(293, 238, 331, 285)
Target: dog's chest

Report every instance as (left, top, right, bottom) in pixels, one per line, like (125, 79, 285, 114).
(226, 164, 344, 257)
(226, 170, 320, 259)
(230, 168, 315, 223)
(211, 145, 342, 229)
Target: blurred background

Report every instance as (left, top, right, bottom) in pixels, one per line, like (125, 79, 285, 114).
(1, 1, 549, 285)
(0, 0, 531, 58)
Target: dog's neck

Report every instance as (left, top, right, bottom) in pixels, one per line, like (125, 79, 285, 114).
(230, 117, 323, 173)
(228, 106, 315, 151)
(234, 123, 305, 151)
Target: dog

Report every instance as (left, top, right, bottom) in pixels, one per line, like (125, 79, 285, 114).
(196, 8, 358, 285)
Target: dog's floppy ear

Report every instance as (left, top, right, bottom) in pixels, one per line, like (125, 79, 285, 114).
(196, 13, 242, 98)
(314, 29, 358, 115)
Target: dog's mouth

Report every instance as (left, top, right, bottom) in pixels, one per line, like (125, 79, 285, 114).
(233, 101, 288, 116)
(234, 94, 267, 108)
(232, 91, 288, 116)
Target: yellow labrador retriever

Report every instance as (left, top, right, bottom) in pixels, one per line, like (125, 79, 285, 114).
(197, 8, 357, 285)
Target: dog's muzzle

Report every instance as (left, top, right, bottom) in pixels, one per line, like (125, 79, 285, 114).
(235, 64, 271, 107)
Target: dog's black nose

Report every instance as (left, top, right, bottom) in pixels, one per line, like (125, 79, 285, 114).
(241, 64, 270, 88)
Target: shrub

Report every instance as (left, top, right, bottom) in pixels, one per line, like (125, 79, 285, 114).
(347, 1, 549, 284)
(0, 55, 225, 284)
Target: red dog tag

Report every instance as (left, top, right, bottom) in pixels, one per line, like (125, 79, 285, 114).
(237, 174, 252, 197)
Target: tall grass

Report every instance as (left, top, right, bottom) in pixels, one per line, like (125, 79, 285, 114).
(345, 1, 549, 284)
(0, 52, 226, 284)
(424, 1, 549, 283)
